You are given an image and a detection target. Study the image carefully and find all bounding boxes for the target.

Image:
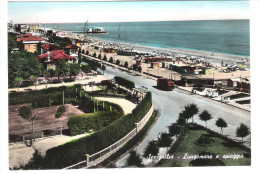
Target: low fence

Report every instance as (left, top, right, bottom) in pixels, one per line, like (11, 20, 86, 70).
(9, 126, 64, 143)
(63, 103, 154, 169)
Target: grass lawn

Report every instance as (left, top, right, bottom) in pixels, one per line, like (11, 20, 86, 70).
(157, 127, 250, 167)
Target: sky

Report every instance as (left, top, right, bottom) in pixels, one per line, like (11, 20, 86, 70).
(8, 1, 249, 23)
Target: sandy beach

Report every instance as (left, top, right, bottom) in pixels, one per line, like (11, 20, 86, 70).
(76, 33, 249, 66)
(80, 36, 250, 82)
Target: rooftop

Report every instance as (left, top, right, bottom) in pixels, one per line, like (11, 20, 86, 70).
(38, 50, 75, 62)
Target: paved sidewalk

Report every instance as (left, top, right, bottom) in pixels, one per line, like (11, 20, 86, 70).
(8, 75, 109, 93)
(95, 97, 136, 115)
(9, 133, 89, 169)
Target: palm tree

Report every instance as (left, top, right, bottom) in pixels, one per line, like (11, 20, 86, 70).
(168, 124, 182, 138)
(184, 103, 199, 123)
(176, 114, 186, 126)
(179, 110, 191, 123)
(236, 123, 250, 145)
(215, 117, 228, 135)
(199, 110, 213, 128)
(158, 132, 172, 150)
(127, 150, 143, 167)
(143, 140, 159, 158)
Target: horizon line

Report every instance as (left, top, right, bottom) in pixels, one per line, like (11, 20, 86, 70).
(14, 18, 249, 25)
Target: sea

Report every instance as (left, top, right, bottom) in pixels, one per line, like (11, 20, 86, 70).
(42, 19, 250, 57)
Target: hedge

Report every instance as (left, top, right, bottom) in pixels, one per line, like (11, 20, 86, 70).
(9, 85, 82, 106)
(68, 111, 123, 135)
(41, 92, 152, 169)
(55, 105, 65, 118)
(99, 110, 158, 167)
(114, 76, 135, 89)
(64, 78, 75, 83)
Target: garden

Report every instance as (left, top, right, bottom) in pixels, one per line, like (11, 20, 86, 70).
(123, 103, 251, 168)
(156, 124, 251, 167)
(9, 79, 153, 169)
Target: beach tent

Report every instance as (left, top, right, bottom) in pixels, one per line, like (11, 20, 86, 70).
(190, 56, 197, 60)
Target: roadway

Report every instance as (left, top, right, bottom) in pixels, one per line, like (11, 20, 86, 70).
(102, 66, 250, 167)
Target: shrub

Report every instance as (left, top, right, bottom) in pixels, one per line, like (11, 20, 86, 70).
(100, 110, 157, 167)
(114, 76, 135, 89)
(50, 79, 62, 84)
(116, 59, 120, 65)
(9, 85, 82, 107)
(103, 55, 107, 61)
(92, 52, 96, 57)
(109, 57, 113, 63)
(55, 105, 65, 118)
(42, 92, 152, 169)
(63, 78, 75, 83)
(124, 61, 128, 68)
(68, 111, 123, 135)
(127, 150, 143, 167)
(81, 57, 99, 71)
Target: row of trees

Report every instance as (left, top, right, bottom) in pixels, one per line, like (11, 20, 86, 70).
(84, 50, 142, 73)
(126, 103, 250, 167)
(176, 103, 250, 142)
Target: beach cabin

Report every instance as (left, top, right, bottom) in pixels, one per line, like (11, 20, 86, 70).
(221, 78, 240, 87)
(199, 67, 211, 75)
(170, 65, 196, 74)
(162, 62, 173, 69)
(237, 78, 250, 92)
(151, 62, 160, 69)
(182, 76, 215, 87)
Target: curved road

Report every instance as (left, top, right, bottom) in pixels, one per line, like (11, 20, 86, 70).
(102, 66, 250, 167)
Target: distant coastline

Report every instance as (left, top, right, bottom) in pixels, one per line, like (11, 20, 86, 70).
(43, 19, 250, 57)
(38, 18, 249, 25)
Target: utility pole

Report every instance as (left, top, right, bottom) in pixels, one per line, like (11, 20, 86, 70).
(158, 65, 160, 76)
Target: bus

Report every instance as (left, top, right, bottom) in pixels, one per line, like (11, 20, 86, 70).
(157, 78, 174, 91)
